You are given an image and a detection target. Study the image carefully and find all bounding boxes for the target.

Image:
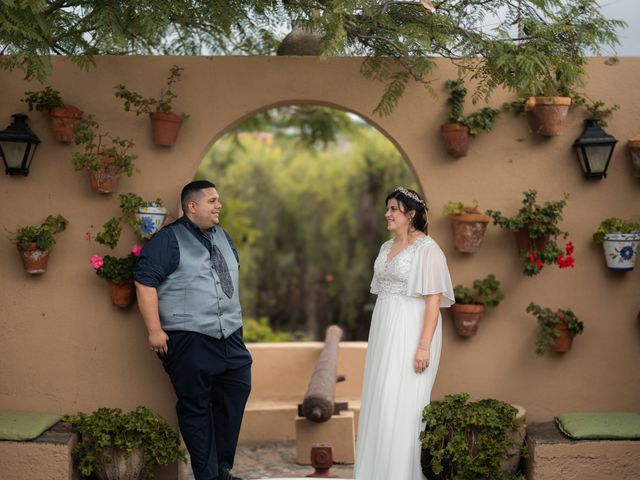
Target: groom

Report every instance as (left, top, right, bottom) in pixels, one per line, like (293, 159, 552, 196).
(135, 180, 252, 480)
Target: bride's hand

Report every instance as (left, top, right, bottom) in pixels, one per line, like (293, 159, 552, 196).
(414, 346, 430, 374)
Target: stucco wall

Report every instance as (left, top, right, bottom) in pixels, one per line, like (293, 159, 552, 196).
(0, 56, 638, 426)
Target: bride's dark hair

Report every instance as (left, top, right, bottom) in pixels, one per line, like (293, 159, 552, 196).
(385, 187, 428, 234)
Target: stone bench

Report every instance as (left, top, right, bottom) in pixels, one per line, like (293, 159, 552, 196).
(0, 421, 79, 480)
(525, 421, 640, 480)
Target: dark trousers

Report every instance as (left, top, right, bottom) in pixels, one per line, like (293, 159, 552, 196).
(161, 328, 252, 480)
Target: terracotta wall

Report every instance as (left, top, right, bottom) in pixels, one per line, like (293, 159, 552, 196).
(0, 56, 638, 426)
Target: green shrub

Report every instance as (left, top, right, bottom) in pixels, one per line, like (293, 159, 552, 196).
(243, 317, 294, 342)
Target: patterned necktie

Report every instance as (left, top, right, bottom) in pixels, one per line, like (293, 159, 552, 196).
(210, 242, 234, 299)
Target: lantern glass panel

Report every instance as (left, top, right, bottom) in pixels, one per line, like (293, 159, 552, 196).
(0, 141, 28, 169)
(584, 145, 611, 173)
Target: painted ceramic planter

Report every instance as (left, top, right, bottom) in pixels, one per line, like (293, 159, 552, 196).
(602, 232, 640, 271)
(135, 205, 167, 239)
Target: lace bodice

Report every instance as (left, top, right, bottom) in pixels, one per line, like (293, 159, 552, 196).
(372, 236, 432, 297)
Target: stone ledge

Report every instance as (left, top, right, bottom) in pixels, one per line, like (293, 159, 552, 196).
(0, 421, 79, 480)
(525, 421, 640, 480)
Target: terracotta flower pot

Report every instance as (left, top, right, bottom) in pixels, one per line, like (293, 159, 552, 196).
(18, 242, 49, 274)
(451, 304, 485, 336)
(107, 281, 135, 308)
(551, 321, 574, 353)
(149, 111, 183, 146)
(89, 157, 121, 194)
(513, 227, 549, 255)
(524, 96, 572, 136)
(49, 105, 83, 143)
(440, 123, 471, 158)
(627, 135, 640, 178)
(449, 207, 491, 253)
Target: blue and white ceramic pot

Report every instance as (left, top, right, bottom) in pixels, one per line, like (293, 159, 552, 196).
(134, 205, 167, 239)
(602, 232, 640, 271)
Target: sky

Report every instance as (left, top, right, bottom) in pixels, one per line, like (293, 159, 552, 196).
(599, 0, 639, 56)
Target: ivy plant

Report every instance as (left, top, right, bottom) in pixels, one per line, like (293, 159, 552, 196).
(420, 392, 526, 480)
(63, 406, 186, 478)
(445, 79, 500, 136)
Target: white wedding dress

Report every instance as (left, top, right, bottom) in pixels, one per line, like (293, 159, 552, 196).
(354, 236, 454, 480)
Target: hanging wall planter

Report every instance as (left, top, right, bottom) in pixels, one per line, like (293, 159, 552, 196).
(524, 96, 572, 136)
(22, 86, 83, 143)
(443, 202, 491, 253)
(88, 157, 122, 194)
(114, 65, 187, 147)
(451, 275, 504, 337)
(440, 123, 471, 158)
(73, 115, 137, 195)
(593, 218, 640, 272)
(134, 204, 167, 239)
(19, 243, 50, 274)
(13, 214, 68, 275)
(601, 233, 640, 271)
(49, 105, 83, 143)
(107, 280, 136, 308)
(149, 112, 183, 147)
(627, 135, 640, 178)
(527, 303, 583, 356)
(440, 79, 500, 158)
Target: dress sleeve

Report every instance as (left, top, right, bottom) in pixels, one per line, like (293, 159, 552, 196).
(406, 240, 455, 307)
(369, 241, 388, 295)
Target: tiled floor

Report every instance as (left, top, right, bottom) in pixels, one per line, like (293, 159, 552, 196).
(181, 442, 354, 479)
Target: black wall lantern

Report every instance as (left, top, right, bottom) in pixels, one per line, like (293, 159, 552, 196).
(0, 114, 41, 176)
(573, 117, 618, 179)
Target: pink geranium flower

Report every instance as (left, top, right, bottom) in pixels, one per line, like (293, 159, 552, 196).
(131, 245, 143, 256)
(90, 255, 104, 269)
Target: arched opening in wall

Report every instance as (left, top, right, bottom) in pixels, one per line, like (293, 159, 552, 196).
(196, 103, 419, 341)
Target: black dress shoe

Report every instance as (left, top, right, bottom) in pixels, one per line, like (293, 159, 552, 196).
(218, 468, 242, 480)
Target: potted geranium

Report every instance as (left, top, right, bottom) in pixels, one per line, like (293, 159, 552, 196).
(440, 79, 500, 158)
(72, 115, 138, 194)
(12, 214, 68, 274)
(443, 200, 491, 253)
(592, 217, 640, 271)
(527, 302, 584, 355)
(114, 65, 187, 146)
(22, 86, 83, 142)
(486, 190, 574, 276)
(451, 274, 504, 336)
(421, 393, 527, 479)
(90, 245, 141, 307)
(63, 406, 186, 480)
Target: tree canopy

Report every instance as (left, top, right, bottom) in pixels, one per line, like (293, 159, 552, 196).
(1, 1, 624, 114)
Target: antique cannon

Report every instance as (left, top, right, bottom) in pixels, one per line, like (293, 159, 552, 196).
(298, 325, 348, 423)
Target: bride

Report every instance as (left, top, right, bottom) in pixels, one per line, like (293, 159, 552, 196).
(354, 186, 454, 480)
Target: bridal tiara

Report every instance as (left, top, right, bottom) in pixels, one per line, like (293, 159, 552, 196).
(394, 186, 425, 206)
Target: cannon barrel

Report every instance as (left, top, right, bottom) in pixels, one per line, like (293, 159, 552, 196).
(300, 325, 344, 423)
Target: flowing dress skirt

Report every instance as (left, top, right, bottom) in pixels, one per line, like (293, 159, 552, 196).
(354, 294, 442, 480)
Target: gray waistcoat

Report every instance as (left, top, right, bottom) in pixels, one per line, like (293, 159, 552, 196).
(157, 223, 242, 339)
